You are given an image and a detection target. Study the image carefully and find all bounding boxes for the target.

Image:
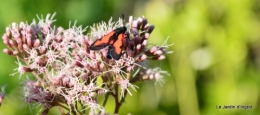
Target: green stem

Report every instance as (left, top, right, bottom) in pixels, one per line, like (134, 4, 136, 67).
(103, 93, 110, 107)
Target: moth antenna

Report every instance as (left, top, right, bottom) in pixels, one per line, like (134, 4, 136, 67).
(121, 14, 125, 24)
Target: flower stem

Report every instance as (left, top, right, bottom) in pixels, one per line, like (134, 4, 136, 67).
(102, 93, 110, 107)
(114, 84, 128, 114)
(114, 83, 120, 114)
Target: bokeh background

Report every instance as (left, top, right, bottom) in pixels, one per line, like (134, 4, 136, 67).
(0, 0, 260, 115)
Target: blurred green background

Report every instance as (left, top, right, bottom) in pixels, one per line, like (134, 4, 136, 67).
(1, 0, 260, 115)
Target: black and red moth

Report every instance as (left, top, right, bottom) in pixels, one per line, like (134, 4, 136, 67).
(89, 25, 127, 60)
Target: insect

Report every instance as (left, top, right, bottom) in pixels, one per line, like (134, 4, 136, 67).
(89, 16, 127, 60)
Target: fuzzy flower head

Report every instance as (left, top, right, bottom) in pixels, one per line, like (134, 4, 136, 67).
(2, 13, 172, 114)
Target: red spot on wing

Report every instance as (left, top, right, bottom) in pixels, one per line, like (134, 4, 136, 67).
(113, 34, 124, 54)
(109, 33, 124, 60)
(89, 31, 115, 50)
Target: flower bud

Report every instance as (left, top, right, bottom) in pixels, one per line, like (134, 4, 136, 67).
(13, 50, 19, 55)
(9, 40, 18, 48)
(3, 49, 13, 55)
(147, 25, 155, 33)
(152, 55, 165, 60)
(33, 39, 41, 48)
(5, 27, 11, 38)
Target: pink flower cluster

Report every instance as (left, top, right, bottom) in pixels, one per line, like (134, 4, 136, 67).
(2, 13, 172, 114)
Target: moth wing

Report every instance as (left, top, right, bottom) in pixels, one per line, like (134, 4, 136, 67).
(89, 31, 115, 50)
(109, 33, 124, 60)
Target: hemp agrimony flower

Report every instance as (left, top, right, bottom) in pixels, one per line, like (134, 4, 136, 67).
(2, 13, 172, 115)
